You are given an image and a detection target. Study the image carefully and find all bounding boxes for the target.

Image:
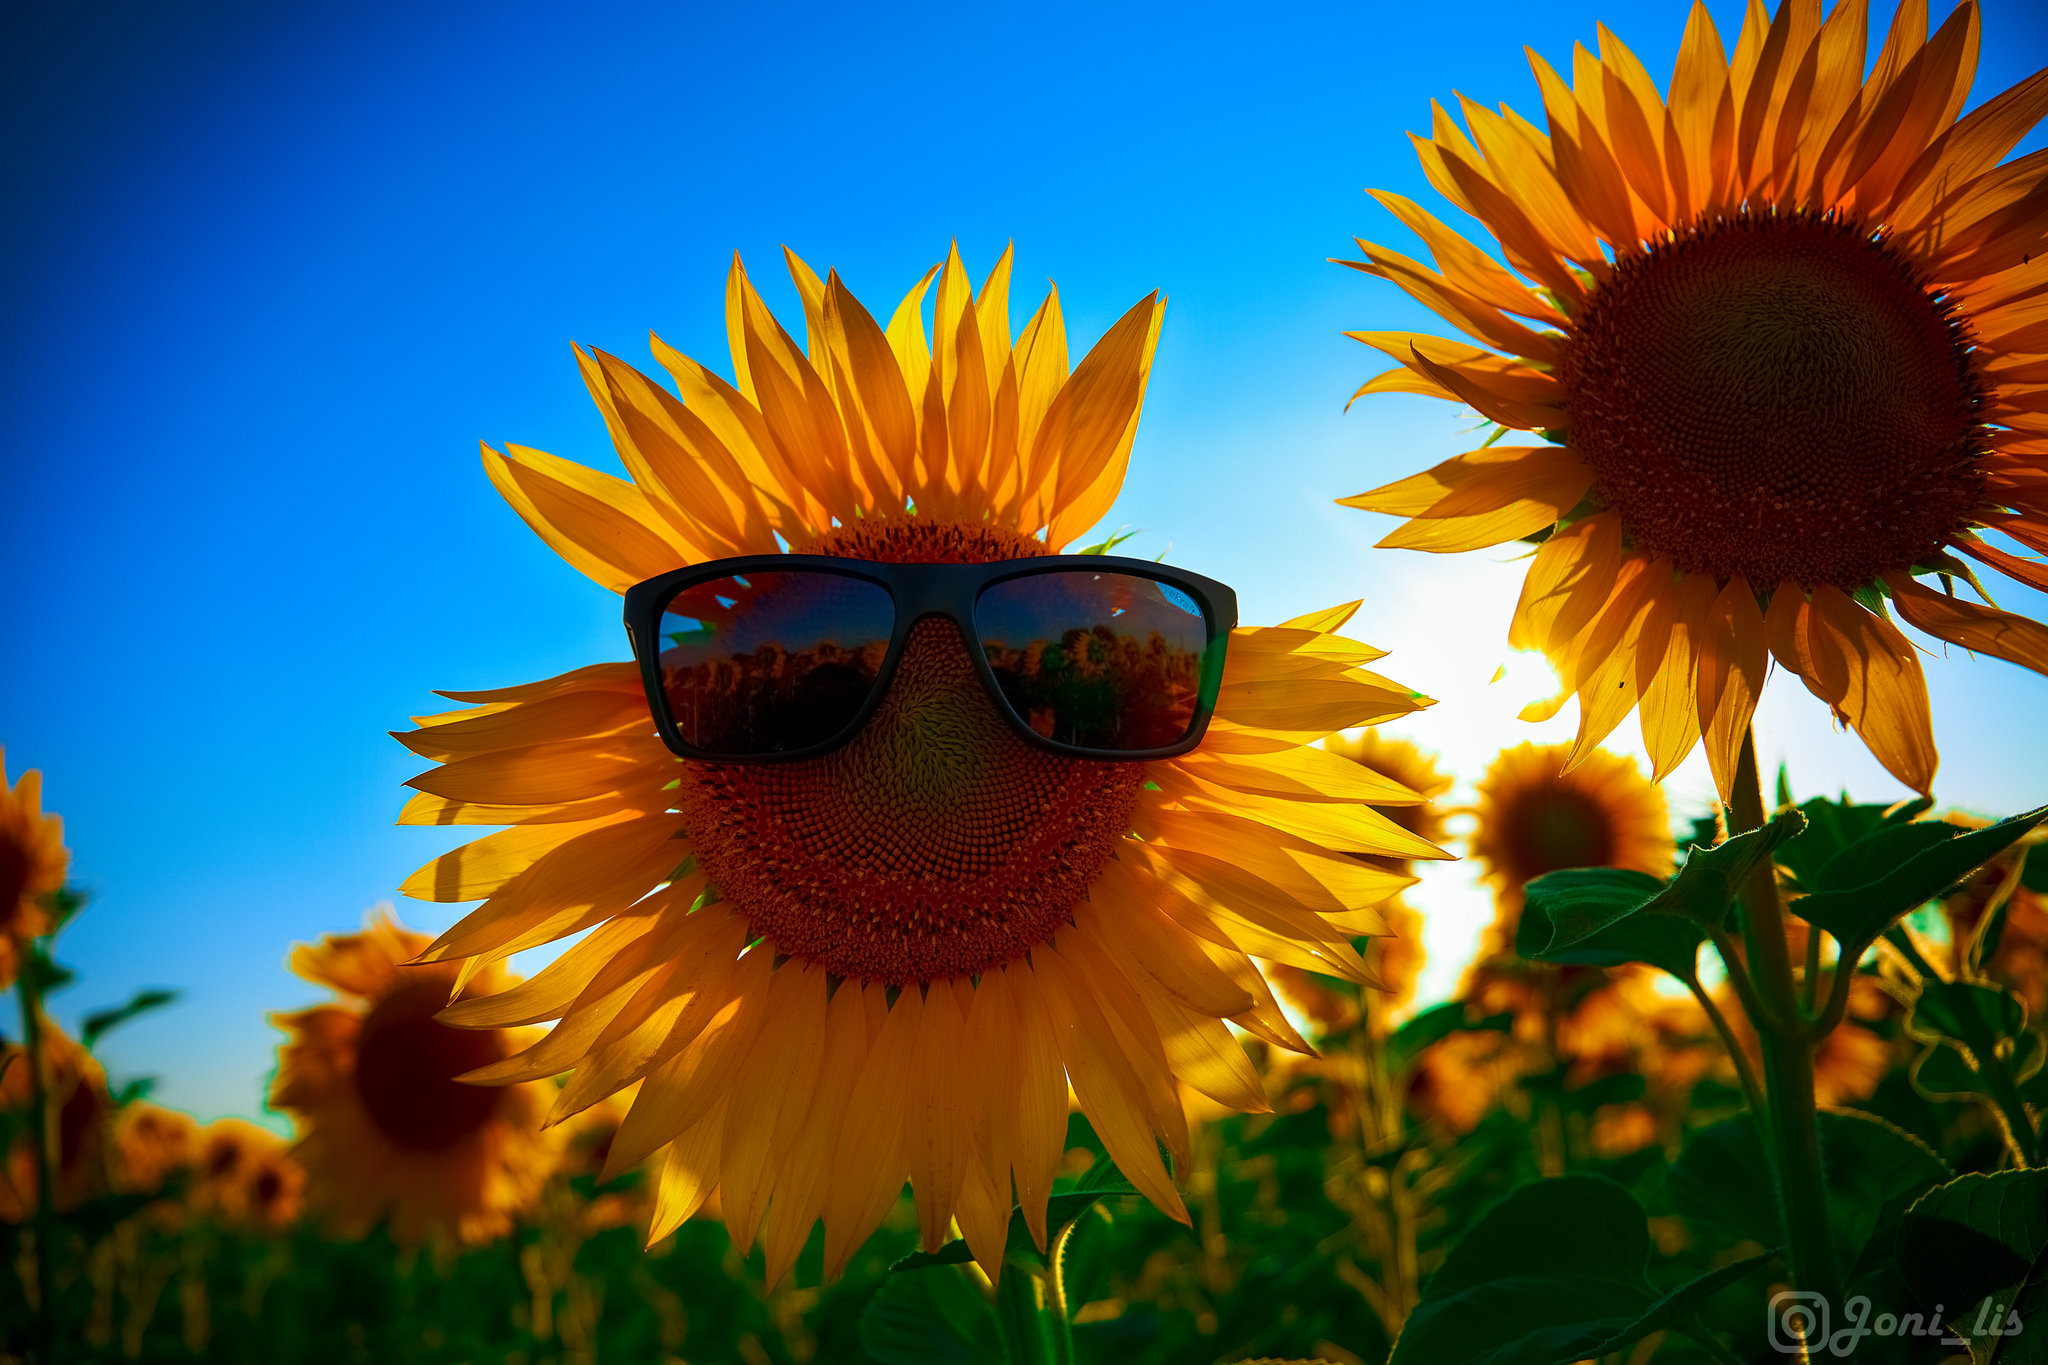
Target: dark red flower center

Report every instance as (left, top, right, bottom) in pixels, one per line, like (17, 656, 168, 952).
(1563, 210, 1987, 588)
(354, 982, 505, 1151)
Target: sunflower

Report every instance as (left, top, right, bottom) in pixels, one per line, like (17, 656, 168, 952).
(190, 1118, 305, 1233)
(112, 1102, 198, 1196)
(0, 1020, 109, 1219)
(1322, 731, 1454, 864)
(1468, 742, 1673, 914)
(1341, 0, 2048, 797)
(1271, 735, 1450, 1028)
(1452, 743, 1677, 1127)
(398, 244, 1445, 1282)
(0, 751, 68, 990)
(269, 910, 556, 1247)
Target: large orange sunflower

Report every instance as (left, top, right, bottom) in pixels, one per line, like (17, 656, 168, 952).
(269, 910, 556, 1247)
(0, 751, 69, 990)
(1341, 0, 2048, 797)
(398, 244, 1446, 1282)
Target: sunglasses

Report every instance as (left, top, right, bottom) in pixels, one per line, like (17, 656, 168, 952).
(622, 554, 1238, 763)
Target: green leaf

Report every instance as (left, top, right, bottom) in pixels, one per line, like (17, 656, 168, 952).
(82, 988, 179, 1049)
(1518, 868, 1669, 954)
(1058, 1204, 1111, 1311)
(1910, 980, 2031, 1054)
(858, 1264, 1007, 1365)
(1643, 806, 1807, 928)
(1668, 1110, 1948, 1271)
(1517, 869, 1704, 977)
(1899, 1171, 2048, 1364)
(1810, 820, 1963, 893)
(1388, 1175, 1766, 1365)
(1914, 1039, 2045, 1105)
(1516, 809, 1802, 965)
(1776, 796, 1924, 892)
(25, 945, 74, 995)
(2022, 845, 2048, 895)
(1794, 806, 2048, 952)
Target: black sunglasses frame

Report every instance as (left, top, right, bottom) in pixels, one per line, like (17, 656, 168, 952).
(623, 553, 1239, 764)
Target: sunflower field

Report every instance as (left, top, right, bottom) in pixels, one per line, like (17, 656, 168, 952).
(6, 0, 2048, 1361)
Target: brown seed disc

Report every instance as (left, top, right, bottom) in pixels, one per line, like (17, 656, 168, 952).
(679, 519, 1145, 985)
(1562, 210, 1987, 588)
(353, 982, 506, 1151)
(1491, 786, 1620, 886)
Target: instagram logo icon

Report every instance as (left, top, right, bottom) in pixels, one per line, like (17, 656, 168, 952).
(1769, 1291, 1828, 1352)
(1766, 1291, 1975, 1355)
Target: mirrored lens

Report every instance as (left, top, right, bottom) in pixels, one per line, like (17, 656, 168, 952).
(976, 570, 1213, 751)
(655, 571, 894, 755)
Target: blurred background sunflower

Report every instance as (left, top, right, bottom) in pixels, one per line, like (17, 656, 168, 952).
(269, 911, 557, 1249)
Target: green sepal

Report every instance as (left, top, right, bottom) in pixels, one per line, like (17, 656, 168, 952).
(890, 1155, 1135, 1274)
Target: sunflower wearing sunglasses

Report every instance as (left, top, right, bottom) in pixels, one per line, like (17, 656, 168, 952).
(396, 244, 1443, 1283)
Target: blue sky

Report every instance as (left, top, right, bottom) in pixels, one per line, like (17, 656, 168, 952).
(5, 0, 2045, 1125)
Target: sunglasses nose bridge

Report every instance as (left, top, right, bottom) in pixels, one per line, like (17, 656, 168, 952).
(887, 566, 980, 638)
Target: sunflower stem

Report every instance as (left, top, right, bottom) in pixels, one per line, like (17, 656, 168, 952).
(995, 1255, 1072, 1365)
(1683, 971, 1766, 1123)
(1730, 728, 1844, 1309)
(15, 945, 58, 1365)
(1800, 924, 1823, 1016)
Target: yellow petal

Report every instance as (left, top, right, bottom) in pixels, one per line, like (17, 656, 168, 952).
(1695, 575, 1771, 803)
(1030, 947, 1188, 1224)
(482, 443, 692, 594)
(822, 983, 919, 1280)
(1886, 570, 2048, 675)
(720, 962, 830, 1255)
(1808, 585, 1938, 794)
(646, 1096, 728, 1245)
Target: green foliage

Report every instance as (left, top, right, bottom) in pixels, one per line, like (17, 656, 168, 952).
(1792, 807, 2048, 954)
(1387, 1175, 1769, 1365)
(1516, 868, 1704, 977)
(1900, 1171, 2048, 1364)
(861, 1266, 1007, 1364)
(82, 988, 179, 1049)
(1668, 1111, 1948, 1274)
(1518, 808, 1806, 975)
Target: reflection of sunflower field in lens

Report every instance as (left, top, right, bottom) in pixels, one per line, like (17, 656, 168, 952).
(1342, 0, 2048, 799)
(396, 244, 1448, 1281)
